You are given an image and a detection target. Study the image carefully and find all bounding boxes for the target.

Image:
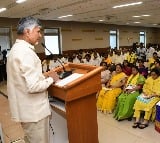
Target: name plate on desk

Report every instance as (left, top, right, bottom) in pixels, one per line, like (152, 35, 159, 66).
(55, 73, 84, 87)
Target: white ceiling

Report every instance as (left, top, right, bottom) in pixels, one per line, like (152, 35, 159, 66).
(0, 0, 160, 28)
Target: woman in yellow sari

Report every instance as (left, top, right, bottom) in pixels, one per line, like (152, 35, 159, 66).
(132, 68, 160, 129)
(97, 64, 127, 114)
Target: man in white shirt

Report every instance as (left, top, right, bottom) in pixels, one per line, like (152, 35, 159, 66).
(91, 52, 101, 66)
(7, 16, 59, 143)
(136, 43, 146, 60)
(146, 44, 155, 60)
(114, 50, 124, 64)
(82, 54, 93, 65)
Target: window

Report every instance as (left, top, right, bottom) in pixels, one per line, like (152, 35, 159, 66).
(44, 28, 61, 55)
(109, 30, 118, 49)
(0, 27, 11, 55)
(139, 31, 146, 45)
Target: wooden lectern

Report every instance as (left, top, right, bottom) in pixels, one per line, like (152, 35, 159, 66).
(46, 63, 102, 143)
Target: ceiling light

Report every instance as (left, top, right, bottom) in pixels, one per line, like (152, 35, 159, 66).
(113, 2, 143, 8)
(133, 16, 141, 17)
(58, 15, 73, 19)
(99, 20, 104, 22)
(142, 15, 150, 17)
(153, 24, 158, 25)
(0, 8, 6, 13)
(134, 22, 141, 23)
(16, 0, 27, 3)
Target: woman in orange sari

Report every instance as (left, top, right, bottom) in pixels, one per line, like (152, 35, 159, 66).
(97, 64, 127, 114)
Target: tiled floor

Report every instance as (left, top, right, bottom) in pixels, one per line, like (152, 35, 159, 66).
(97, 111, 160, 143)
(0, 81, 160, 143)
(0, 81, 24, 143)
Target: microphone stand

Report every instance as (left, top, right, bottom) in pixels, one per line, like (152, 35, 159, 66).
(41, 43, 72, 79)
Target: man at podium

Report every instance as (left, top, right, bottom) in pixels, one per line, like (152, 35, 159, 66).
(7, 16, 59, 143)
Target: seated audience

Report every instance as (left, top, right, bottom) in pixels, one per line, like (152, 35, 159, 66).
(74, 54, 83, 63)
(146, 43, 155, 61)
(50, 56, 61, 69)
(82, 54, 92, 65)
(132, 68, 160, 129)
(42, 55, 52, 72)
(148, 52, 158, 70)
(154, 59, 160, 72)
(100, 62, 111, 87)
(60, 53, 68, 63)
(108, 52, 115, 64)
(126, 49, 137, 65)
(96, 64, 127, 114)
(136, 42, 146, 60)
(137, 59, 148, 78)
(114, 66, 145, 121)
(104, 53, 112, 64)
(91, 52, 101, 66)
(114, 50, 124, 64)
(122, 60, 132, 76)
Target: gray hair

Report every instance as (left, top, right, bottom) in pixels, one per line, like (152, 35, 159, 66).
(17, 16, 42, 34)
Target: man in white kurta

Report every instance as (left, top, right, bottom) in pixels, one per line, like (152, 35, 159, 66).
(7, 16, 59, 143)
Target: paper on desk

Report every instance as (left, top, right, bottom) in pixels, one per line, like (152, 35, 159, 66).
(55, 73, 84, 87)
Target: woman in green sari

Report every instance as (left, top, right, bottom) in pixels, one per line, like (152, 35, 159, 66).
(114, 66, 145, 121)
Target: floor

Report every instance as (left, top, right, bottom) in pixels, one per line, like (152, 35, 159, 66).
(0, 81, 24, 143)
(97, 112, 159, 143)
(0, 81, 160, 143)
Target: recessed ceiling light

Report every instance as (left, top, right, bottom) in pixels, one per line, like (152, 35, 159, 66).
(142, 15, 150, 17)
(16, 0, 27, 4)
(0, 8, 6, 13)
(133, 16, 141, 17)
(99, 20, 104, 22)
(58, 15, 73, 19)
(153, 24, 158, 25)
(113, 1, 143, 8)
(134, 22, 141, 23)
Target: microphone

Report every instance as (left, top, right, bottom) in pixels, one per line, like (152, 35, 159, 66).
(41, 43, 72, 79)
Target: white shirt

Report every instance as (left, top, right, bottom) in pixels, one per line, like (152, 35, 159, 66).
(136, 47, 146, 59)
(50, 60, 60, 69)
(146, 47, 155, 60)
(91, 58, 101, 66)
(82, 59, 93, 65)
(101, 70, 111, 87)
(114, 55, 124, 64)
(7, 39, 53, 122)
